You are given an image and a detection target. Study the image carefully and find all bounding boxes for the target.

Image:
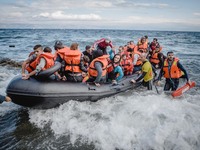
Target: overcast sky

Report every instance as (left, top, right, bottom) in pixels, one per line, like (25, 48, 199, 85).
(0, 0, 200, 31)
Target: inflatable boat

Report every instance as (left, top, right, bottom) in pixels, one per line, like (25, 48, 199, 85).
(6, 63, 137, 109)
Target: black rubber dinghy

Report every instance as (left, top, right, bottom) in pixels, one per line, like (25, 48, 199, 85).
(6, 62, 137, 109)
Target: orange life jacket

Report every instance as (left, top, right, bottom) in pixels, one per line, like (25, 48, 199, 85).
(120, 59, 133, 73)
(26, 53, 54, 73)
(135, 42, 148, 53)
(163, 58, 183, 78)
(63, 49, 82, 73)
(56, 47, 69, 60)
(150, 52, 159, 64)
(39, 53, 55, 70)
(89, 55, 109, 77)
(107, 60, 119, 73)
(133, 50, 143, 66)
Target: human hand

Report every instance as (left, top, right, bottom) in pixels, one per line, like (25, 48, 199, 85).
(22, 74, 30, 80)
(155, 80, 161, 86)
(94, 82, 100, 87)
(130, 79, 136, 83)
(5, 96, 11, 102)
(22, 73, 26, 77)
(62, 76, 67, 81)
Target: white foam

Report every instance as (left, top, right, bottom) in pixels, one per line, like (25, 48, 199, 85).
(29, 91, 200, 150)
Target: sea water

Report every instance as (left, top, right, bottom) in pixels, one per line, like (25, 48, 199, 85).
(0, 29, 200, 150)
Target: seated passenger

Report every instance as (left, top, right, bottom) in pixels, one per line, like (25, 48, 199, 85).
(82, 45, 93, 64)
(120, 54, 133, 76)
(21, 44, 42, 77)
(63, 43, 87, 82)
(86, 50, 109, 86)
(22, 46, 55, 80)
(107, 54, 124, 85)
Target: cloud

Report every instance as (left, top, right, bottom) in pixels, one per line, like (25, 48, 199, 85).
(114, 2, 169, 8)
(193, 12, 200, 16)
(84, 1, 113, 8)
(35, 11, 102, 21)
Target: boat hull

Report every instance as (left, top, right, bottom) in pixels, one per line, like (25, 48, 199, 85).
(6, 75, 136, 109)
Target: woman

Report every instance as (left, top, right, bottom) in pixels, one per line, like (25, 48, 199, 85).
(107, 54, 124, 85)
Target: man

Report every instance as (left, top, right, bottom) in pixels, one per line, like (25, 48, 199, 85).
(22, 47, 55, 80)
(131, 53, 153, 90)
(21, 44, 43, 77)
(82, 45, 93, 63)
(157, 51, 189, 91)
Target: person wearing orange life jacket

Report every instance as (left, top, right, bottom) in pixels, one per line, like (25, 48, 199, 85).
(86, 50, 109, 87)
(134, 37, 148, 53)
(157, 51, 189, 91)
(22, 47, 55, 80)
(149, 45, 165, 69)
(61, 43, 87, 82)
(54, 40, 70, 61)
(54, 41, 70, 78)
(21, 44, 43, 77)
(107, 54, 124, 85)
(117, 46, 125, 56)
(132, 49, 143, 74)
(120, 54, 133, 76)
(149, 38, 162, 57)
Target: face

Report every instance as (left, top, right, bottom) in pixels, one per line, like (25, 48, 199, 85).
(141, 38, 146, 43)
(34, 48, 43, 56)
(140, 54, 146, 62)
(118, 47, 123, 52)
(122, 55, 126, 60)
(167, 53, 174, 61)
(114, 55, 121, 63)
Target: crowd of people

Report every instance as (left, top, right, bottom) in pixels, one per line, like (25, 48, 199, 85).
(0, 36, 191, 104)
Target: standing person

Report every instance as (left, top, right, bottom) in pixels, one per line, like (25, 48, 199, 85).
(93, 38, 113, 55)
(21, 44, 43, 77)
(86, 50, 109, 86)
(82, 45, 93, 63)
(149, 45, 165, 69)
(157, 51, 189, 91)
(0, 94, 11, 104)
(22, 47, 55, 80)
(62, 43, 87, 82)
(107, 54, 124, 85)
(130, 53, 153, 90)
